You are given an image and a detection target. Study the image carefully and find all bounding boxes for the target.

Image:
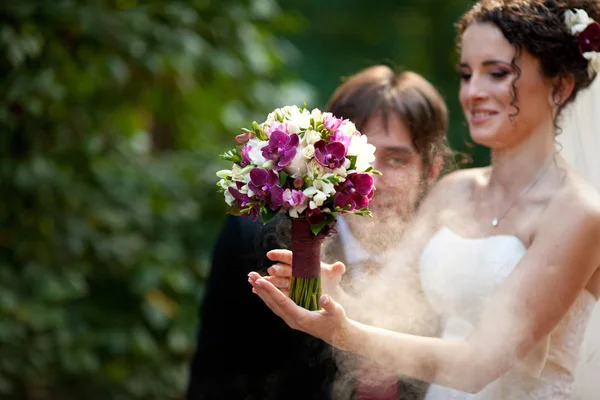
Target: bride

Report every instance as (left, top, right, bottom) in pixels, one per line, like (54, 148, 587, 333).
(249, 0, 600, 398)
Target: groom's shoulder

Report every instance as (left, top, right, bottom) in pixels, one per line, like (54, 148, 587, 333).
(433, 167, 485, 194)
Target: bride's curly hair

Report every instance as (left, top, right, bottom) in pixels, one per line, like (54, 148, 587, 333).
(456, 0, 600, 111)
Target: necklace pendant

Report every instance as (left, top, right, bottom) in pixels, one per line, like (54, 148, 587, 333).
(491, 218, 499, 227)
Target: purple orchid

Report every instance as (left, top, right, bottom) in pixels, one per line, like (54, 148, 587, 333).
(248, 168, 284, 210)
(261, 130, 299, 170)
(329, 129, 352, 149)
(314, 140, 347, 169)
(228, 183, 260, 221)
(283, 188, 306, 208)
(240, 144, 252, 167)
(334, 173, 374, 211)
(579, 21, 600, 54)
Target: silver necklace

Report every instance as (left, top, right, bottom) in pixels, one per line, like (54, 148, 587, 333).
(490, 160, 553, 228)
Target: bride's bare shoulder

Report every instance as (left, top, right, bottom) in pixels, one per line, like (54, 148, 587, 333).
(560, 171, 600, 212)
(549, 170, 600, 229)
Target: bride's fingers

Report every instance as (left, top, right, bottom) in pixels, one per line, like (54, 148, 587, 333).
(267, 249, 293, 265)
(319, 294, 344, 318)
(254, 278, 307, 329)
(262, 275, 290, 289)
(267, 264, 292, 277)
(248, 272, 263, 288)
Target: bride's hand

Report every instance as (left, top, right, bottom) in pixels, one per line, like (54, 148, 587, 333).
(253, 249, 346, 296)
(249, 275, 352, 348)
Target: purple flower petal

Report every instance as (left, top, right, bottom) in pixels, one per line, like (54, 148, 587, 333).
(579, 22, 600, 53)
(314, 140, 345, 169)
(250, 168, 269, 185)
(269, 130, 289, 147)
(323, 114, 343, 131)
(286, 133, 300, 149)
(241, 144, 252, 167)
(327, 141, 347, 159)
(329, 130, 351, 148)
(350, 173, 374, 196)
(278, 148, 297, 168)
(352, 193, 369, 209)
(334, 192, 355, 210)
(269, 186, 284, 210)
(291, 190, 305, 205)
(314, 140, 328, 165)
(266, 169, 279, 186)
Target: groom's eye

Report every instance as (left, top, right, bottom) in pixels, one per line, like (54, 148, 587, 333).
(384, 155, 409, 167)
(459, 72, 472, 81)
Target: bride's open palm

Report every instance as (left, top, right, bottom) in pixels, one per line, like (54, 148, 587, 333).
(248, 272, 351, 347)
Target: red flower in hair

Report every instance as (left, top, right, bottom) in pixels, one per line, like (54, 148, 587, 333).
(578, 21, 600, 54)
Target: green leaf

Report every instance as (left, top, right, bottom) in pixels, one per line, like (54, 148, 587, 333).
(347, 155, 357, 170)
(278, 170, 288, 187)
(309, 213, 334, 235)
(260, 207, 279, 224)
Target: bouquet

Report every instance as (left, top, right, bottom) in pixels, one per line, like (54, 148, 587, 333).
(216, 105, 380, 310)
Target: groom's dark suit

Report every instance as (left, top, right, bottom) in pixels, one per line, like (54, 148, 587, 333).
(187, 214, 430, 400)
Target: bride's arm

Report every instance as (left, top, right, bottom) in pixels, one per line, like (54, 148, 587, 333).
(252, 188, 600, 393)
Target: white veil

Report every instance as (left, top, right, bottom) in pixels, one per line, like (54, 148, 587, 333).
(560, 75, 600, 399)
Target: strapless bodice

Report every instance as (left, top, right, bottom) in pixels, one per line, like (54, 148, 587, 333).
(419, 227, 596, 399)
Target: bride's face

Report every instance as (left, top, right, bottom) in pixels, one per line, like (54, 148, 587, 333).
(458, 23, 555, 148)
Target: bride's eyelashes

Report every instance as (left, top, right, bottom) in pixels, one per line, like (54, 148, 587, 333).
(458, 69, 510, 82)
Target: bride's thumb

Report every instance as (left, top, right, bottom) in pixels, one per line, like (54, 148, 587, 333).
(320, 294, 342, 315)
(331, 261, 346, 276)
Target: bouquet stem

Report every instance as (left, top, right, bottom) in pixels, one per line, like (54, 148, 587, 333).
(289, 218, 323, 311)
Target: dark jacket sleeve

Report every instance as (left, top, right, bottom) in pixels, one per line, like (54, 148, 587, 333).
(187, 215, 336, 400)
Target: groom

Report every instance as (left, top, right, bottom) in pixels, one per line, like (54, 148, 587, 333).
(187, 66, 450, 400)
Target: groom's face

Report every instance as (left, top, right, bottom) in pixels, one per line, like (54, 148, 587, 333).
(363, 112, 431, 220)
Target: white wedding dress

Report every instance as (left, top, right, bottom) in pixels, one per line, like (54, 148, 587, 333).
(419, 226, 596, 399)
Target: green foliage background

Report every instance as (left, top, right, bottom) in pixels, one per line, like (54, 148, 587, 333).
(0, 0, 486, 398)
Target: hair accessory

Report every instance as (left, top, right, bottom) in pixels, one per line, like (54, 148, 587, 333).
(564, 9, 600, 77)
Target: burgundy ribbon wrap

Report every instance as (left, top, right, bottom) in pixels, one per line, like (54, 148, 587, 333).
(290, 218, 323, 279)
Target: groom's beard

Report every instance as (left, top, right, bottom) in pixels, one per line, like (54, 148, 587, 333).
(347, 177, 430, 254)
(344, 211, 411, 255)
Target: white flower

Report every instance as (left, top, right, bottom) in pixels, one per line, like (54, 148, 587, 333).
(232, 164, 252, 183)
(288, 107, 312, 130)
(217, 178, 229, 191)
(307, 159, 328, 178)
(311, 108, 322, 122)
(564, 9, 594, 35)
(348, 135, 376, 171)
(303, 130, 321, 145)
(584, 52, 600, 75)
(347, 134, 375, 159)
(247, 138, 269, 167)
(332, 166, 348, 178)
(216, 169, 232, 179)
(356, 149, 376, 172)
(313, 178, 335, 196)
(302, 144, 315, 159)
(284, 149, 308, 178)
(266, 108, 284, 123)
(303, 187, 328, 208)
(224, 189, 235, 206)
(286, 121, 300, 134)
(217, 178, 236, 206)
(339, 120, 357, 137)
